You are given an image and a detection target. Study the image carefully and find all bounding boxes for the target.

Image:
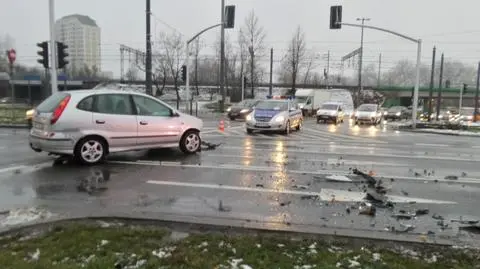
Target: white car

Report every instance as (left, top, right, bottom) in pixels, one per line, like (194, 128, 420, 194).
(29, 88, 203, 164)
(354, 104, 382, 125)
(316, 102, 345, 124)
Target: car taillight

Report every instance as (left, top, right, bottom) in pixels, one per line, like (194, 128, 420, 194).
(51, 95, 71, 124)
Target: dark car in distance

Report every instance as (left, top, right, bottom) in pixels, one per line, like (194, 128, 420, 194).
(227, 99, 260, 120)
(383, 106, 409, 121)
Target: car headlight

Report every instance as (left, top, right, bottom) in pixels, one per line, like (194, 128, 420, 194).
(395, 112, 401, 116)
(274, 116, 285, 122)
(226, 107, 231, 112)
(468, 115, 473, 120)
(240, 109, 249, 113)
(384, 111, 388, 115)
(246, 113, 253, 121)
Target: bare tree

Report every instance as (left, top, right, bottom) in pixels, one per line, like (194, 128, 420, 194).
(160, 32, 185, 108)
(303, 51, 318, 85)
(125, 67, 138, 81)
(239, 10, 267, 97)
(282, 26, 307, 94)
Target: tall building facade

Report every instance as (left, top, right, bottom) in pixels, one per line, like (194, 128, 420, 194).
(55, 14, 101, 75)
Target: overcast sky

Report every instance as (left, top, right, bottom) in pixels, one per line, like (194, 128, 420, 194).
(2, 0, 480, 79)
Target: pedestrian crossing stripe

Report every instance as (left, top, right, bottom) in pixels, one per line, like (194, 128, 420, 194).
(201, 128, 384, 143)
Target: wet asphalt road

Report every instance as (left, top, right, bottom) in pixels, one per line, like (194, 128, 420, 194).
(0, 119, 480, 244)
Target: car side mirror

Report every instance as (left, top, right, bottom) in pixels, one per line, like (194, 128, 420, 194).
(170, 110, 180, 117)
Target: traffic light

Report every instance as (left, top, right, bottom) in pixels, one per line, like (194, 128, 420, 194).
(57, 42, 69, 69)
(330, 5, 342, 29)
(225, 5, 235, 29)
(181, 65, 187, 82)
(463, 83, 468, 94)
(37, 41, 49, 69)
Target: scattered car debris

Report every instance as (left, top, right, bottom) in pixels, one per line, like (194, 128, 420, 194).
(359, 202, 376, 216)
(218, 200, 232, 212)
(292, 184, 309, 190)
(255, 184, 264, 188)
(451, 219, 479, 225)
(352, 168, 376, 187)
(391, 212, 416, 220)
(201, 141, 222, 151)
(445, 175, 458, 180)
(415, 209, 430, 216)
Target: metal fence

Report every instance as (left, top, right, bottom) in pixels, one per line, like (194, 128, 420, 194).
(0, 103, 32, 126)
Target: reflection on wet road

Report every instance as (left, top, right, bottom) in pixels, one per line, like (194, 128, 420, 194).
(1, 120, 480, 244)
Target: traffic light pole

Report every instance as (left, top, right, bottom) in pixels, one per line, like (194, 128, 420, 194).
(339, 22, 422, 128)
(185, 23, 223, 114)
(49, 0, 58, 95)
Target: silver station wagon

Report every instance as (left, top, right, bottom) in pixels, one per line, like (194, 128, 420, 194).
(29, 88, 203, 164)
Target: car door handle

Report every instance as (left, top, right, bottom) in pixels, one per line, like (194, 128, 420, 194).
(139, 121, 148, 125)
(95, 120, 105, 124)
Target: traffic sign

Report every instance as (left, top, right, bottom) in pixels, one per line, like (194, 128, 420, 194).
(6, 49, 16, 64)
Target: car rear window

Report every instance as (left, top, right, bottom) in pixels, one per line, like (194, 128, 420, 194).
(36, 92, 70, 113)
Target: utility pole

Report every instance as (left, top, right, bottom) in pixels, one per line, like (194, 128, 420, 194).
(145, 0, 153, 96)
(427, 46, 436, 122)
(219, 0, 226, 112)
(377, 53, 381, 88)
(326, 50, 330, 88)
(269, 48, 273, 96)
(356, 17, 370, 106)
(475, 62, 480, 123)
(435, 53, 444, 121)
(49, 0, 58, 95)
(249, 46, 255, 98)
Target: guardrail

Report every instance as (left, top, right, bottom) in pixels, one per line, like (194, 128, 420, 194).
(0, 104, 31, 126)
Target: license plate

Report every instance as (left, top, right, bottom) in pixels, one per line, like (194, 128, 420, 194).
(34, 122, 43, 129)
(255, 122, 269, 127)
(319, 115, 329, 118)
(230, 113, 238, 116)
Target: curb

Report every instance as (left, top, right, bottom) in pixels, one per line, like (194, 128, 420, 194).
(0, 211, 468, 248)
(0, 124, 29, 129)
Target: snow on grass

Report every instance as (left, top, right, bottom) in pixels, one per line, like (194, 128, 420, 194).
(0, 207, 54, 226)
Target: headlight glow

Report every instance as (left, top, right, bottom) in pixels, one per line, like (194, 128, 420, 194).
(396, 112, 401, 116)
(226, 107, 231, 112)
(384, 111, 388, 115)
(274, 116, 285, 122)
(240, 109, 249, 113)
(246, 113, 253, 121)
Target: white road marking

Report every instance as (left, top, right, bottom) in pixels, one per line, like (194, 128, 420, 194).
(0, 165, 27, 174)
(326, 158, 409, 167)
(220, 145, 480, 162)
(415, 143, 449, 147)
(146, 180, 456, 204)
(108, 160, 480, 184)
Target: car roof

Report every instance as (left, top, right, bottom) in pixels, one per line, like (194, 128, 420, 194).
(322, 102, 342, 105)
(63, 88, 152, 98)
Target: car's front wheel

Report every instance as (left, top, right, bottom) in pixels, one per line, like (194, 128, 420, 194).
(74, 137, 107, 165)
(180, 130, 201, 154)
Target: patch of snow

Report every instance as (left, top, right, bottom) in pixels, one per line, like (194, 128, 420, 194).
(1, 207, 54, 226)
(100, 240, 109, 246)
(255, 243, 261, 248)
(416, 128, 480, 136)
(29, 248, 40, 261)
(125, 259, 147, 269)
(197, 241, 208, 248)
(277, 243, 285, 248)
(294, 265, 315, 269)
(336, 262, 342, 268)
(348, 259, 361, 268)
(152, 246, 176, 259)
(372, 253, 381, 261)
(240, 265, 253, 269)
(425, 254, 437, 263)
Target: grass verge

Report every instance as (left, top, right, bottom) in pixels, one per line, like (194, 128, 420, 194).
(0, 221, 478, 269)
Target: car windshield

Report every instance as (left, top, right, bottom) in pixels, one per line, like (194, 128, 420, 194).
(236, 99, 257, 108)
(358, 104, 377, 112)
(256, 100, 288, 111)
(295, 96, 308, 103)
(321, 104, 339, 110)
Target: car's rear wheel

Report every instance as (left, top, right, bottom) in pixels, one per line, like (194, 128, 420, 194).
(74, 137, 107, 165)
(180, 130, 201, 154)
(296, 120, 302, 131)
